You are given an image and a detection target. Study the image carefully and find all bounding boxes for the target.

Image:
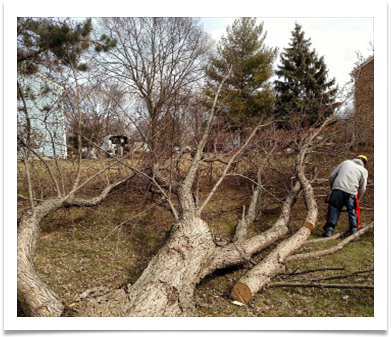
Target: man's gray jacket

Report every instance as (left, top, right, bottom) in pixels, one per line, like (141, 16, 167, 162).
(329, 159, 368, 201)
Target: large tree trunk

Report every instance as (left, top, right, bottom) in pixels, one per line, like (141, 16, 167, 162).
(72, 216, 216, 317)
(18, 199, 65, 317)
(17, 176, 134, 317)
(74, 182, 216, 317)
(126, 217, 215, 316)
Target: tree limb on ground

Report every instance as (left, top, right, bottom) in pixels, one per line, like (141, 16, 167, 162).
(17, 173, 135, 317)
(287, 222, 374, 262)
(305, 221, 374, 244)
(229, 119, 336, 305)
(268, 282, 373, 289)
(288, 268, 373, 283)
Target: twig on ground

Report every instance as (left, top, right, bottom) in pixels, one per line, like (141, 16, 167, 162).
(291, 268, 373, 283)
(280, 267, 345, 279)
(269, 282, 373, 289)
(288, 222, 374, 262)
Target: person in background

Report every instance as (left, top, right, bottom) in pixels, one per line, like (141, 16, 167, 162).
(322, 155, 368, 239)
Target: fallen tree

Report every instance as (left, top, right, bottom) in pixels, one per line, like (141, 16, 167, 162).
(18, 77, 375, 317)
(17, 172, 136, 317)
(17, 18, 374, 318)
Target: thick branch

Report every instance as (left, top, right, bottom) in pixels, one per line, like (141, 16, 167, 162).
(199, 181, 301, 279)
(230, 138, 318, 305)
(178, 67, 232, 219)
(233, 151, 273, 242)
(17, 174, 135, 317)
(305, 221, 373, 244)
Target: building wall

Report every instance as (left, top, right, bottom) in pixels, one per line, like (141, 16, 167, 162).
(18, 73, 67, 158)
(353, 57, 374, 148)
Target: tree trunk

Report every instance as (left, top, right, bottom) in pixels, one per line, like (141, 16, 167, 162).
(18, 199, 65, 317)
(126, 217, 215, 316)
(73, 216, 215, 317)
(17, 176, 134, 317)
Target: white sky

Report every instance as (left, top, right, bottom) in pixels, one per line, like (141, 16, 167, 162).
(4, 2, 387, 330)
(200, 17, 374, 88)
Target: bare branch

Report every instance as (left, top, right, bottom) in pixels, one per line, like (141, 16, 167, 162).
(198, 119, 273, 216)
(287, 222, 374, 262)
(17, 136, 62, 197)
(290, 268, 373, 283)
(269, 282, 373, 289)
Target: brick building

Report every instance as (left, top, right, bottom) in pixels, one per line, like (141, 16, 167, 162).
(351, 56, 374, 148)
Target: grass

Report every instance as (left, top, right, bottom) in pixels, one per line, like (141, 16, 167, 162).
(17, 152, 374, 317)
(194, 209, 374, 317)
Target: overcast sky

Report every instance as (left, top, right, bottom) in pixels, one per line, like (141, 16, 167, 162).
(200, 17, 373, 88)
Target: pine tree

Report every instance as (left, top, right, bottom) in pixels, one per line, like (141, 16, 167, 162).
(18, 18, 93, 74)
(274, 23, 337, 128)
(205, 18, 277, 128)
(17, 18, 118, 154)
(17, 17, 117, 74)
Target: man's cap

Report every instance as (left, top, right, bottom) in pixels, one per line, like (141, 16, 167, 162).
(356, 155, 368, 164)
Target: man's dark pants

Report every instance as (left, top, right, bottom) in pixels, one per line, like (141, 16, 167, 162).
(324, 189, 360, 234)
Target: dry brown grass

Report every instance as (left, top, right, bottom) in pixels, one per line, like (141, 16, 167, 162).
(18, 150, 374, 317)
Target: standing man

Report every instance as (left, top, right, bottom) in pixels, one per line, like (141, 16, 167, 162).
(323, 155, 368, 238)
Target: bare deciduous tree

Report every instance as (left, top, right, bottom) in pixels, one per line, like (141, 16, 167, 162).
(96, 17, 212, 152)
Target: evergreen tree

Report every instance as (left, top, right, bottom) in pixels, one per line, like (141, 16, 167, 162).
(18, 18, 93, 74)
(17, 18, 117, 153)
(205, 18, 277, 128)
(17, 17, 116, 74)
(274, 23, 337, 128)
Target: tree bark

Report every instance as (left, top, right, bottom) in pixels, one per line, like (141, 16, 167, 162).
(125, 217, 215, 317)
(200, 181, 301, 279)
(18, 198, 66, 317)
(17, 175, 134, 317)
